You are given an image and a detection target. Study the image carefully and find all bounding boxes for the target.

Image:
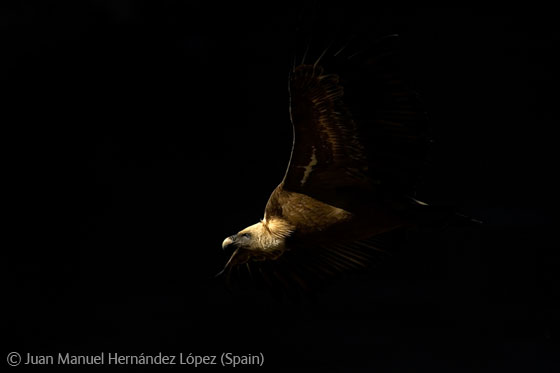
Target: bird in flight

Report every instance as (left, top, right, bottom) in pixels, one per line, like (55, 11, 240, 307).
(220, 33, 431, 290)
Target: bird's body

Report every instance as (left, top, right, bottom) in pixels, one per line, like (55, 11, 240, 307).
(221, 35, 431, 286)
(266, 182, 403, 243)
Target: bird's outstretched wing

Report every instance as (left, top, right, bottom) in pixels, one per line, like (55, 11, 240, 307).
(283, 64, 371, 196)
(282, 36, 430, 210)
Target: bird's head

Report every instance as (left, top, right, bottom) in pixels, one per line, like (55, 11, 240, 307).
(221, 218, 293, 270)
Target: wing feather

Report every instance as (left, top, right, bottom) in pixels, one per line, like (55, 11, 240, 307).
(279, 35, 430, 210)
(283, 64, 371, 197)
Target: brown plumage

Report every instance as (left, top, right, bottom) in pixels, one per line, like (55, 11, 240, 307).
(220, 36, 430, 290)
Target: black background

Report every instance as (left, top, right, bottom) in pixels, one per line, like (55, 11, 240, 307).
(2, 2, 558, 371)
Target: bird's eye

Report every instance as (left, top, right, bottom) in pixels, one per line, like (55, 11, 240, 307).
(241, 233, 252, 239)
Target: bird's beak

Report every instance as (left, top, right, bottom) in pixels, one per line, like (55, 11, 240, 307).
(222, 235, 236, 251)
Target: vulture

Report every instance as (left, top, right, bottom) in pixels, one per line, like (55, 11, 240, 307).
(220, 33, 432, 290)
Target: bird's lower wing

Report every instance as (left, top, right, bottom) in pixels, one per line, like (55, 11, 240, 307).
(234, 231, 403, 297)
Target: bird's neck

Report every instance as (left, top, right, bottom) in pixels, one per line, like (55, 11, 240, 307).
(262, 217, 294, 240)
